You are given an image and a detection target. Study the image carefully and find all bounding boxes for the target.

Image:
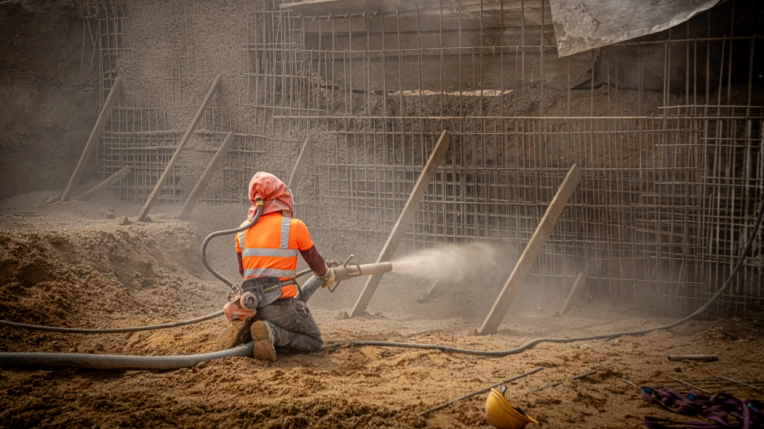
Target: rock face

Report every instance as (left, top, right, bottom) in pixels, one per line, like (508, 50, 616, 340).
(0, 1, 99, 199)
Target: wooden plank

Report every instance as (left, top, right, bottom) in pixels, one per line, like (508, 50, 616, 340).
(347, 130, 451, 318)
(75, 166, 130, 201)
(477, 164, 582, 335)
(555, 272, 586, 317)
(302, 7, 552, 34)
(281, 0, 411, 15)
(283, 0, 549, 24)
(288, 136, 313, 190)
(177, 131, 235, 220)
(137, 73, 221, 222)
(61, 77, 122, 202)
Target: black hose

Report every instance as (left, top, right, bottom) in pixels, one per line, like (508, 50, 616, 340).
(0, 311, 224, 334)
(295, 268, 312, 279)
(201, 203, 262, 288)
(0, 343, 253, 370)
(319, 196, 764, 357)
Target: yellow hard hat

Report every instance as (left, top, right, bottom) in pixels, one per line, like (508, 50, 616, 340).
(485, 385, 538, 429)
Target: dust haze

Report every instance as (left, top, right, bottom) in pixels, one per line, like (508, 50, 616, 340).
(392, 242, 517, 284)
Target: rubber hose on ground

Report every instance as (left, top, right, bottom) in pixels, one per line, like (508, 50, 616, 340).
(0, 343, 253, 370)
(0, 311, 224, 334)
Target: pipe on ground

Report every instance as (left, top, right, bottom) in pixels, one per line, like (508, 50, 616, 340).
(0, 343, 253, 370)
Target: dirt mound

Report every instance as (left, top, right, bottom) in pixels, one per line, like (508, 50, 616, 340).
(0, 221, 224, 353)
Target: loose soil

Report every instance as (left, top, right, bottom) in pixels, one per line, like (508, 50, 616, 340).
(0, 191, 762, 428)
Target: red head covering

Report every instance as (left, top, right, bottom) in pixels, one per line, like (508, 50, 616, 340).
(247, 172, 294, 220)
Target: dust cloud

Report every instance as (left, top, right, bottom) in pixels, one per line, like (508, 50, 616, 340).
(391, 242, 516, 283)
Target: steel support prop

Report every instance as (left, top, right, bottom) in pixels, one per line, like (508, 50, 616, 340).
(477, 164, 582, 335)
(76, 166, 130, 201)
(137, 73, 222, 221)
(345, 130, 451, 318)
(178, 131, 234, 220)
(288, 136, 312, 189)
(62, 77, 123, 202)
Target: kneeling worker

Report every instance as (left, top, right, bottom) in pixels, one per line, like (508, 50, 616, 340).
(216, 172, 335, 361)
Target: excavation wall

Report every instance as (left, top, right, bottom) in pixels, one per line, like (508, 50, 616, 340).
(0, 1, 99, 199)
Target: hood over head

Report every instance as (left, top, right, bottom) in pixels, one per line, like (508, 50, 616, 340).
(247, 172, 294, 219)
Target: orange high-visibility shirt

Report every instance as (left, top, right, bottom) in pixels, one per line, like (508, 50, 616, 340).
(235, 212, 315, 298)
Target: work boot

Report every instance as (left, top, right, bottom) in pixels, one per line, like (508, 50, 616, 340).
(215, 319, 253, 351)
(250, 320, 277, 362)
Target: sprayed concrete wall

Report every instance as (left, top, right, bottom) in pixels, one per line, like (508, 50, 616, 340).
(72, 0, 764, 316)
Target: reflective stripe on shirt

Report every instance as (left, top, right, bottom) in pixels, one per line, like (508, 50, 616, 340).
(279, 215, 291, 249)
(241, 248, 299, 258)
(243, 267, 297, 278)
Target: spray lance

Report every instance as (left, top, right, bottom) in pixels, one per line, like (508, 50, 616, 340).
(324, 256, 393, 290)
(200, 198, 392, 323)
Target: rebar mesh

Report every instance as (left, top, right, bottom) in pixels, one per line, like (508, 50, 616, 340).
(84, 0, 764, 315)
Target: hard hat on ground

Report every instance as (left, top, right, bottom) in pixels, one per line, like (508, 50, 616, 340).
(485, 384, 538, 429)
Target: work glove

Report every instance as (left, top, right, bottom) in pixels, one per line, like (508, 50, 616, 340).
(319, 267, 336, 289)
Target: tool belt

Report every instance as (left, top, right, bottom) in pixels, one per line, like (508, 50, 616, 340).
(241, 276, 284, 308)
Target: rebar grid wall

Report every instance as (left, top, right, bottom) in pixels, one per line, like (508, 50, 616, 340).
(85, 0, 763, 315)
(80, 0, 131, 103)
(81, 0, 179, 203)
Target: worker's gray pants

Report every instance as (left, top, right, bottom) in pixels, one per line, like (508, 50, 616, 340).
(255, 295, 322, 352)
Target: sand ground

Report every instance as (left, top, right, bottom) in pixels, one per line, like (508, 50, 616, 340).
(0, 190, 762, 428)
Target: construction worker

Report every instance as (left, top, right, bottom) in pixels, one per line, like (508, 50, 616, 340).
(216, 172, 335, 361)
